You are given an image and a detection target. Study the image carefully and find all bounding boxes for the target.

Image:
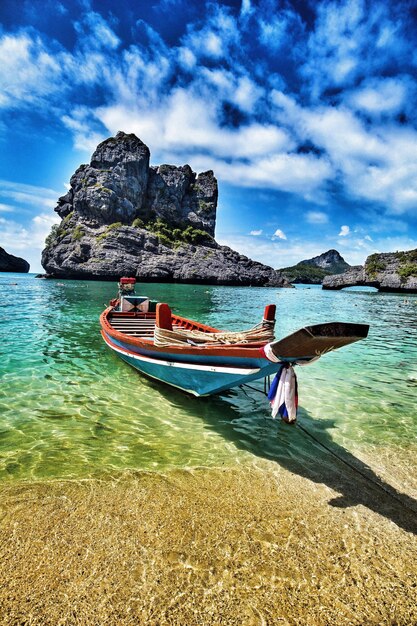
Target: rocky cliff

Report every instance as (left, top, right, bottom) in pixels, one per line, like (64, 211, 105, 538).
(322, 250, 417, 293)
(280, 249, 350, 284)
(42, 132, 289, 287)
(0, 247, 30, 272)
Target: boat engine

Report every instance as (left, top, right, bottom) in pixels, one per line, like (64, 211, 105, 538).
(117, 277, 152, 313)
(118, 276, 136, 296)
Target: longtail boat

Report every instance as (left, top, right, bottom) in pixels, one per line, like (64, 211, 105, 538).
(100, 278, 369, 397)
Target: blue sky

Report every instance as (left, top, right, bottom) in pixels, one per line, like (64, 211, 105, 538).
(1, 0, 417, 272)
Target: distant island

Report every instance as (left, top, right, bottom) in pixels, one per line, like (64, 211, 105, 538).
(41, 132, 289, 287)
(279, 249, 350, 284)
(323, 250, 417, 293)
(0, 247, 29, 273)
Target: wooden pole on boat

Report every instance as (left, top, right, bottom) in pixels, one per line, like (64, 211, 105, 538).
(263, 304, 276, 322)
(156, 303, 173, 331)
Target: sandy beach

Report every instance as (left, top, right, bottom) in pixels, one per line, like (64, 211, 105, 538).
(1, 461, 416, 626)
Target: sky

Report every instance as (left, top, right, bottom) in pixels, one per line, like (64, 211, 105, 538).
(1, 0, 417, 273)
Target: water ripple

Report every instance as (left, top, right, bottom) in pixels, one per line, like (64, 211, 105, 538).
(0, 275, 416, 481)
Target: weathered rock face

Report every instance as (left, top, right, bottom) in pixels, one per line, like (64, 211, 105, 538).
(42, 132, 289, 287)
(146, 166, 217, 236)
(42, 224, 287, 286)
(280, 249, 350, 284)
(54, 132, 217, 235)
(0, 247, 30, 272)
(323, 250, 417, 293)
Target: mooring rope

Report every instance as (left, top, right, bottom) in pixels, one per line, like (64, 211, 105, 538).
(241, 381, 417, 517)
(295, 423, 417, 515)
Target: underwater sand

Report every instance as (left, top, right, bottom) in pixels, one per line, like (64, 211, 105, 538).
(1, 277, 416, 624)
(1, 461, 416, 626)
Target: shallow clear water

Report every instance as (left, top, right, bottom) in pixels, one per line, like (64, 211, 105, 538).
(0, 274, 416, 482)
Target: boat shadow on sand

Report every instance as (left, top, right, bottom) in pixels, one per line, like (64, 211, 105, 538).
(155, 382, 417, 536)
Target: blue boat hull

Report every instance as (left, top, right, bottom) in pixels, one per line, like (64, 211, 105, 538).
(102, 331, 281, 396)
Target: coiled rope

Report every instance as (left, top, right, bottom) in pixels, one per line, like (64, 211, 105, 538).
(154, 320, 275, 347)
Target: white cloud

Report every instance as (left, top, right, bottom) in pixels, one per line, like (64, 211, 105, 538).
(0, 212, 60, 272)
(0, 203, 14, 212)
(301, 0, 410, 99)
(0, 180, 60, 210)
(74, 11, 121, 51)
(273, 229, 287, 240)
(306, 210, 328, 224)
(233, 75, 264, 113)
(259, 11, 303, 51)
(183, 7, 239, 61)
(218, 152, 331, 196)
(240, 0, 253, 17)
(335, 234, 417, 265)
(216, 234, 335, 268)
(177, 46, 196, 70)
(62, 108, 107, 153)
(250, 229, 262, 236)
(272, 93, 417, 214)
(339, 225, 350, 236)
(0, 33, 62, 108)
(346, 77, 409, 116)
(218, 231, 417, 269)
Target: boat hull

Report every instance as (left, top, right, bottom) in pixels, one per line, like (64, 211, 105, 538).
(102, 331, 281, 396)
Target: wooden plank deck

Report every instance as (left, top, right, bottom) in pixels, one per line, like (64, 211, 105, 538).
(109, 316, 157, 338)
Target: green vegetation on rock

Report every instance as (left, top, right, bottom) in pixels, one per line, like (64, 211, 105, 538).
(96, 222, 123, 241)
(398, 263, 417, 281)
(44, 224, 60, 248)
(72, 225, 84, 241)
(62, 211, 74, 225)
(280, 263, 332, 283)
(365, 254, 386, 278)
(145, 218, 212, 248)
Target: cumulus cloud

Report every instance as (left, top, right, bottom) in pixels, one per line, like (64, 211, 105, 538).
(339, 225, 350, 236)
(74, 11, 121, 51)
(273, 229, 287, 240)
(250, 229, 263, 236)
(346, 76, 410, 116)
(182, 5, 240, 61)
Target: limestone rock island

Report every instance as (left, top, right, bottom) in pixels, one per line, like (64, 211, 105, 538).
(323, 250, 417, 293)
(279, 249, 350, 284)
(0, 247, 30, 273)
(41, 132, 289, 287)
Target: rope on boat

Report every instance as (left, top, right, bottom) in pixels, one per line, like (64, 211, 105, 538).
(153, 320, 275, 347)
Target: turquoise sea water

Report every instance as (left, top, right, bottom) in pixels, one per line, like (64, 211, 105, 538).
(0, 274, 416, 485)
